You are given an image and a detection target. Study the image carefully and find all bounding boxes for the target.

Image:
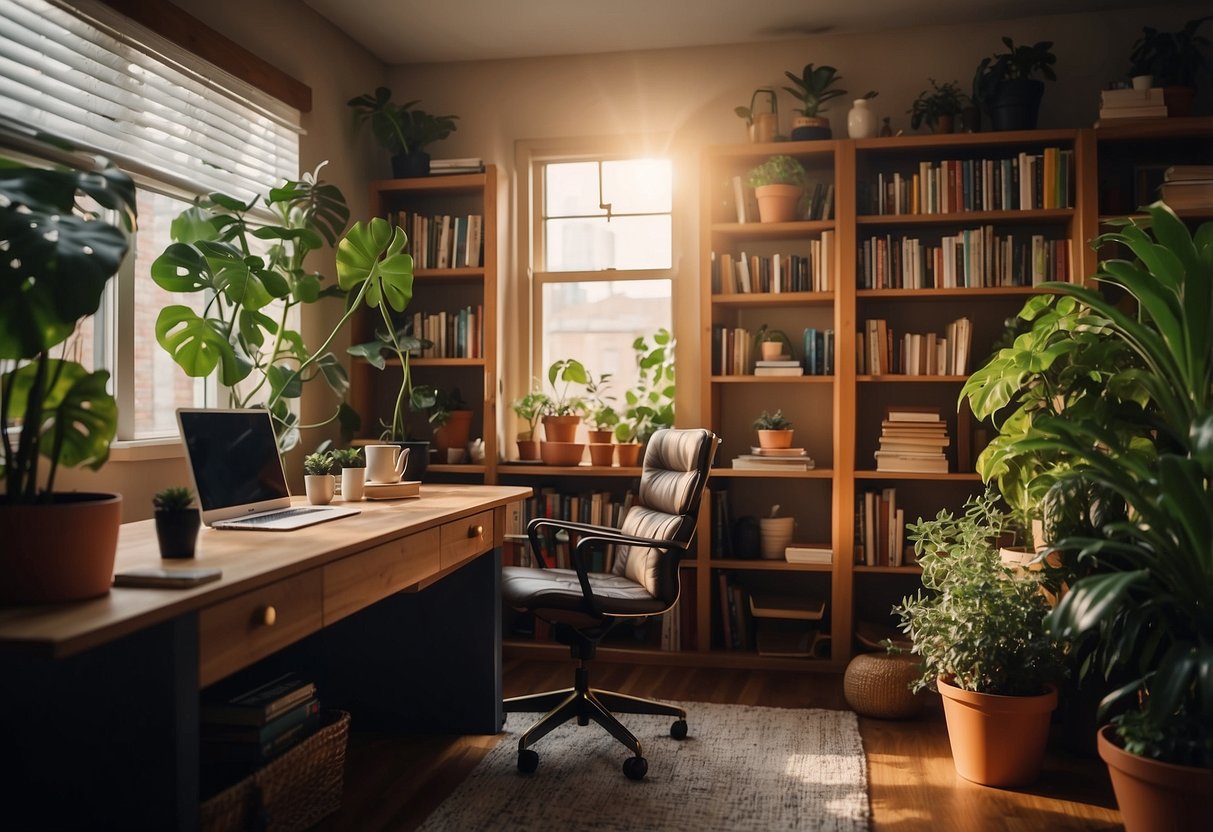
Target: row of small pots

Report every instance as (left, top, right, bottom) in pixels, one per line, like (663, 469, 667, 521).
(517, 439, 642, 467)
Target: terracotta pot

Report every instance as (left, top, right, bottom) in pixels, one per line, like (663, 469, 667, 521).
(932, 114, 955, 134)
(433, 410, 473, 454)
(155, 508, 201, 559)
(937, 678, 1057, 786)
(516, 438, 540, 461)
(0, 492, 121, 603)
(757, 429, 794, 449)
(588, 443, 615, 467)
(616, 442, 643, 467)
(1162, 85, 1196, 117)
(542, 415, 581, 443)
(586, 429, 614, 444)
(754, 184, 802, 223)
(540, 441, 585, 466)
(760, 341, 786, 361)
(1098, 724, 1213, 832)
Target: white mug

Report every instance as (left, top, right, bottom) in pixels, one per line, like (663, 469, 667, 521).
(365, 444, 409, 484)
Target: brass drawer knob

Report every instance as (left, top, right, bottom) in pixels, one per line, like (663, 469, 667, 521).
(260, 605, 277, 627)
(468, 524, 484, 539)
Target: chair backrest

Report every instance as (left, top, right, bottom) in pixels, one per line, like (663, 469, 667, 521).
(611, 428, 718, 601)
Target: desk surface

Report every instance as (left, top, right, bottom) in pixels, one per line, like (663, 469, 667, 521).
(0, 484, 529, 659)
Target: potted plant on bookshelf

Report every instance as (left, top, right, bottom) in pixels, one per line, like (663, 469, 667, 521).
(303, 452, 335, 505)
(152, 487, 201, 559)
(151, 163, 357, 452)
(753, 410, 794, 449)
(893, 491, 1064, 787)
(428, 386, 473, 462)
(747, 155, 806, 224)
(973, 38, 1056, 131)
(0, 158, 136, 603)
(329, 447, 366, 502)
(347, 87, 459, 178)
(734, 87, 779, 143)
(754, 324, 795, 361)
(908, 79, 968, 134)
(511, 385, 549, 461)
(782, 63, 847, 140)
(1021, 205, 1213, 830)
(1128, 16, 1212, 117)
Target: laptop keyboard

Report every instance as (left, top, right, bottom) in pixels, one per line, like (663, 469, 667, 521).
(231, 507, 325, 525)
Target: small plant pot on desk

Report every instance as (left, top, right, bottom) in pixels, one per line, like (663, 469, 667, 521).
(155, 509, 201, 559)
(305, 475, 336, 506)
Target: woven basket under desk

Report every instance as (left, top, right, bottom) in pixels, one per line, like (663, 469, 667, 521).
(200, 709, 350, 832)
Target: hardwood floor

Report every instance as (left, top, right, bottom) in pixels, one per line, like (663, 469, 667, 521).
(318, 658, 1121, 831)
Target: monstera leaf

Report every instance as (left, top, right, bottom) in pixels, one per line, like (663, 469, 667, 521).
(336, 218, 415, 312)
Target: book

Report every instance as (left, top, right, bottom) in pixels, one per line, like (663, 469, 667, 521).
(748, 592, 826, 620)
(784, 544, 832, 565)
(731, 456, 815, 470)
(754, 359, 800, 367)
(200, 672, 316, 726)
(886, 406, 941, 422)
(201, 696, 320, 743)
(113, 567, 221, 588)
(753, 367, 804, 376)
(875, 456, 949, 473)
(748, 446, 808, 456)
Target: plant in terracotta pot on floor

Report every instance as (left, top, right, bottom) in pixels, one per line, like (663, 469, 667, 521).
(747, 155, 806, 224)
(908, 79, 968, 134)
(893, 491, 1064, 787)
(303, 451, 336, 505)
(753, 410, 794, 449)
(152, 487, 201, 559)
(0, 158, 137, 603)
(783, 63, 847, 140)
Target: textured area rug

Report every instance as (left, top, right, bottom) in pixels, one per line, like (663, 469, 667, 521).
(418, 701, 870, 832)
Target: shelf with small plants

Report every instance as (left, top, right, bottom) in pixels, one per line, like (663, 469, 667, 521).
(348, 167, 498, 482)
(695, 138, 846, 669)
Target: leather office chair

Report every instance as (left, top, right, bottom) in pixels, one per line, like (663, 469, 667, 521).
(502, 427, 718, 780)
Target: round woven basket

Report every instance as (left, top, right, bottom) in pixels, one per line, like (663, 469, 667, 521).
(844, 652, 925, 719)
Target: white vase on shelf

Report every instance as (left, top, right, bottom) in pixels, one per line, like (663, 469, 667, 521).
(847, 99, 877, 139)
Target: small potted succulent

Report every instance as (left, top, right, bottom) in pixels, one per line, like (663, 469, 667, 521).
(753, 409, 794, 449)
(783, 63, 846, 140)
(329, 447, 366, 502)
(152, 487, 201, 560)
(747, 155, 807, 224)
(303, 451, 335, 505)
(908, 79, 969, 133)
(893, 492, 1063, 787)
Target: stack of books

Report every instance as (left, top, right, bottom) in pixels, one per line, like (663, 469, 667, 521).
(784, 543, 832, 565)
(857, 487, 906, 566)
(874, 407, 949, 473)
(430, 157, 485, 174)
(732, 447, 815, 471)
(200, 672, 320, 769)
(1097, 87, 1167, 122)
(753, 358, 803, 377)
(1160, 165, 1213, 212)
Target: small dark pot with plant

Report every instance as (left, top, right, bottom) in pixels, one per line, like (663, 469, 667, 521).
(975, 38, 1056, 132)
(990, 78, 1045, 131)
(392, 151, 430, 179)
(152, 487, 200, 559)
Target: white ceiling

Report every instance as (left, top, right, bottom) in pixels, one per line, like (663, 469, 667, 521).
(301, 0, 1153, 64)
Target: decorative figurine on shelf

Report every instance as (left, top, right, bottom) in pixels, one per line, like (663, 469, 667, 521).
(879, 117, 893, 137)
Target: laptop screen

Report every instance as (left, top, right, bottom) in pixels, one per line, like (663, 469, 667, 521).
(178, 409, 290, 512)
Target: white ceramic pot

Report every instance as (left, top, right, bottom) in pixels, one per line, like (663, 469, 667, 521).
(304, 474, 335, 505)
(341, 467, 365, 502)
(1130, 74, 1153, 91)
(848, 99, 877, 139)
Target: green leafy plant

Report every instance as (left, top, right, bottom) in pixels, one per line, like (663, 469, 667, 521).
(329, 447, 365, 470)
(753, 324, 794, 354)
(1027, 204, 1213, 767)
(0, 159, 136, 503)
(583, 370, 617, 432)
(908, 79, 969, 130)
(302, 451, 333, 476)
(347, 87, 458, 156)
(893, 491, 1064, 696)
(614, 329, 676, 445)
(746, 155, 806, 189)
(752, 409, 792, 431)
(782, 63, 848, 117)
(511, 384, 550, 440)
(973, 38, 1057, 110)
(151, 163, 354, 451)
(1129, 16, 1212, 86)
(544, 358, 589, 417)
(152, 486, 195, 511)
(425, 386, 468, 427)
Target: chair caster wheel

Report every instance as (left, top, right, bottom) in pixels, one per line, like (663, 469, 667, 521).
(670, 719, 688, 740)
(622, 756, 648, 781)
(518, 749, 539, 774)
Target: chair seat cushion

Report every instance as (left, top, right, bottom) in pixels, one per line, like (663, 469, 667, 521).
(502, 566, 668, 617)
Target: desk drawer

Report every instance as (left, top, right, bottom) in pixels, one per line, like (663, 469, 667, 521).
(323, 527, 440, 624)
(199, 570, 322, 687)
(440, 509, 495, 570)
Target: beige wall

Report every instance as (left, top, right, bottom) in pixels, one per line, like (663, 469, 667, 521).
(57, 1, 1206, 519)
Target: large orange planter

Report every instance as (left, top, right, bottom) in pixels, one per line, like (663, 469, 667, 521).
(542, 415, 580, 443)
(1098, 724, 1213, 832)
(937, 678, 1057, 786)
(0, 492, 122, 603)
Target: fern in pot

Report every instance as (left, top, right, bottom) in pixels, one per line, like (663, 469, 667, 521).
(893, 491, 1064, 787)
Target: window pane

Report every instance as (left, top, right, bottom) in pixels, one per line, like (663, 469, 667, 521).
(602, 159, 671, 213)
(545, 215, 671, 271)
(541, 280, 671, 399)
(130, 189, 210, 438)
(544, 162, 604, 218)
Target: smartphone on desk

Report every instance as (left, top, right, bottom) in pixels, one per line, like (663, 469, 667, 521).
(113, 567, 222, 588)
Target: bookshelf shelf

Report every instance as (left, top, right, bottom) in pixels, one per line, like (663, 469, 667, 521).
(496, 464, 643, 477)
(711, 291, 835, 307)
(413, 267, 485, 280)
(855, 565, 923, 575)
(856, 207, 1074, 226)
(854, 470, 982, 481)
(710, 375, 834, 384)
(711, 219, 836, 238)
(707, 559, 833, 573)
(857, 375, 966, 383)
(711, 468, 833, 479)
(857, 286, 1041, 299)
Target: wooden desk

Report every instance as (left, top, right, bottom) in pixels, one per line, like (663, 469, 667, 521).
(0, 484, 529, 831)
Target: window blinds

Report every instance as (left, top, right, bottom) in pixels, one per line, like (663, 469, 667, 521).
(0, 0, 300, 203)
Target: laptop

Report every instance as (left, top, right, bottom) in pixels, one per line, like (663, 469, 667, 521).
(177, 408, 360, 531)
